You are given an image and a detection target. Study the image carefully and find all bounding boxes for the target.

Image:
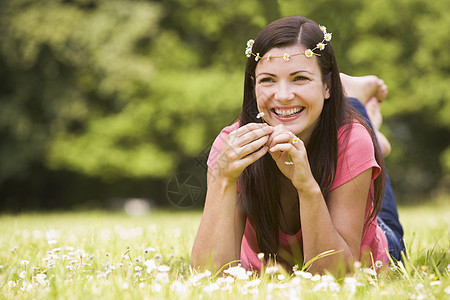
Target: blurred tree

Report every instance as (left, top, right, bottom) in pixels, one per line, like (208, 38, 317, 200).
(0, 0, 448, 209)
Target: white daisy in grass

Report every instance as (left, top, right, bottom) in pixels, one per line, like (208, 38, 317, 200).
(135, 266, 142, 272)
(375, 260, 383, 269)
(157, 265, 170, 272)
(8, 280, 16, 288)
(144, 247, 155, 254)
(19, 271, 27, 279)
(224, 265, 249, 280)
(265, 265, 279, 274)
(294, 270, 313, 279)
(21, 260, 30, 266)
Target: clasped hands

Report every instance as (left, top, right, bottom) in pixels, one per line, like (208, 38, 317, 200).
(215, 122, 314, 191)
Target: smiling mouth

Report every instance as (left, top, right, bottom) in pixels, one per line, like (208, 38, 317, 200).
(272, 107, 305, 118)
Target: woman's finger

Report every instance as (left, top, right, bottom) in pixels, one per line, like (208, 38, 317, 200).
(237, 125, 273, 147)
(238, 135, 270, 158)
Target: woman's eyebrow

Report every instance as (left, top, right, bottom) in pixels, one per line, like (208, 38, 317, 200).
(255, 72, 276, 78)
(290, 70, 313, 76)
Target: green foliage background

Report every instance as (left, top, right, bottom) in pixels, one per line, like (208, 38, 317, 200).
(0, 0, 449, 209)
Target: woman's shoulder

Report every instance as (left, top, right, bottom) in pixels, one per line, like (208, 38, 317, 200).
(332, 119, 380, 190)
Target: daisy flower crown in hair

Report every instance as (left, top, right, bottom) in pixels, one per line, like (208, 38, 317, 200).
(245, 25, 332, 62)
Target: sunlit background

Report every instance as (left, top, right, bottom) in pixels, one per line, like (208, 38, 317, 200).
(1, 0, 449, 212)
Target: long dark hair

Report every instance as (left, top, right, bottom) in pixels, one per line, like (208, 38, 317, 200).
(238, 16, 385, 259)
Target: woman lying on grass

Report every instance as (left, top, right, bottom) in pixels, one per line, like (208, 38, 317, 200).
(192, 15, 404, 275)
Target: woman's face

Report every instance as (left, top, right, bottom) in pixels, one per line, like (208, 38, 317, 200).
(254, 45, 330, 143)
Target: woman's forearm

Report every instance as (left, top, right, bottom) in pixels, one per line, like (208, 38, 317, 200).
(298, 185, 357, 273)
(191, 175, 244, 271)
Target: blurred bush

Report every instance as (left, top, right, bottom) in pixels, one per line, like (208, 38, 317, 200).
(0, 0, 449, 210)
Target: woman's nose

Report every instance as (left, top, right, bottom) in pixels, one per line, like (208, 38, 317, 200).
(274, 82, 294, 102)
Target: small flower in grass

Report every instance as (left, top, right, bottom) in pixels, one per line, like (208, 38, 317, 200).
(144, 247, 155, 254)
(363, 267, 376, 276)
(62, 254, 71, 260)
(154, 254, 162, 261)
(311, 274, 321, 281)
(224, 264, 249, 280)
(265, 265, 279, 274)
(203, 283, 220, 294)
(19, 271, 27, 279)
(8, 280, 16, 288)
(256, 112, 264, 119)
(283, 53, 290, 61)
(294, 270, 313, 279)
(317, 42, 326, 51)
(34, 273, 48, 286)
(144, 259, 157, 273)
(21, 260, 30, 266)
(171, 280, 188, 294)
(292, 264, 299, 271)
(305, 49, 314, 58)
(135, 266, 142, 272)
(11, 246, 18, 252)
(121, 254, 130, 260)
(444, 286, 450, 294)
(375, 260, 383, 269)
(353, 261, 362, 269)
(121, 282, 129, 290)
(277, 274, 285, 280)
(157, 265, 170, 272)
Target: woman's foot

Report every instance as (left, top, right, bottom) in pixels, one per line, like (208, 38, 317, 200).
(366, 97, 391, 156)
(340, 73, 388, 105)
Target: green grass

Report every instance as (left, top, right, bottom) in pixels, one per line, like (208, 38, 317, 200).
(0, 200, 449, 299)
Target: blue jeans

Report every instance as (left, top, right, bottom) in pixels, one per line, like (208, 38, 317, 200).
(349, 98, 405, 261)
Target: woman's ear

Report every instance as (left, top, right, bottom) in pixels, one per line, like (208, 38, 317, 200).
(323, 74, 331, 99)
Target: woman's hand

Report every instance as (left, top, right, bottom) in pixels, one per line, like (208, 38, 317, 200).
(214, 123, 274, 183)
(267, 124, 318, 193)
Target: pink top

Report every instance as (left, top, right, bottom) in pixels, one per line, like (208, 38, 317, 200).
(207, 121, 389, 271)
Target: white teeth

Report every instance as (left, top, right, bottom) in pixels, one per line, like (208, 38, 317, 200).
(274, 107, 302, 117)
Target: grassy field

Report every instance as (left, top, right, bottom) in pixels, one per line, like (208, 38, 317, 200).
(0, 200, 449, 299)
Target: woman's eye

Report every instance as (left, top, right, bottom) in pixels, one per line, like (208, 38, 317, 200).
(294, 76, 309, 81)
(259, 77, 274, 84)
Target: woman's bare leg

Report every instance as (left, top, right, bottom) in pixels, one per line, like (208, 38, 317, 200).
(340, 73, 391, 156)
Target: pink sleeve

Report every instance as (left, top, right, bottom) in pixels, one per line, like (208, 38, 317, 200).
(330, 122, 381, 190)
(207, 122, 240, 171)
